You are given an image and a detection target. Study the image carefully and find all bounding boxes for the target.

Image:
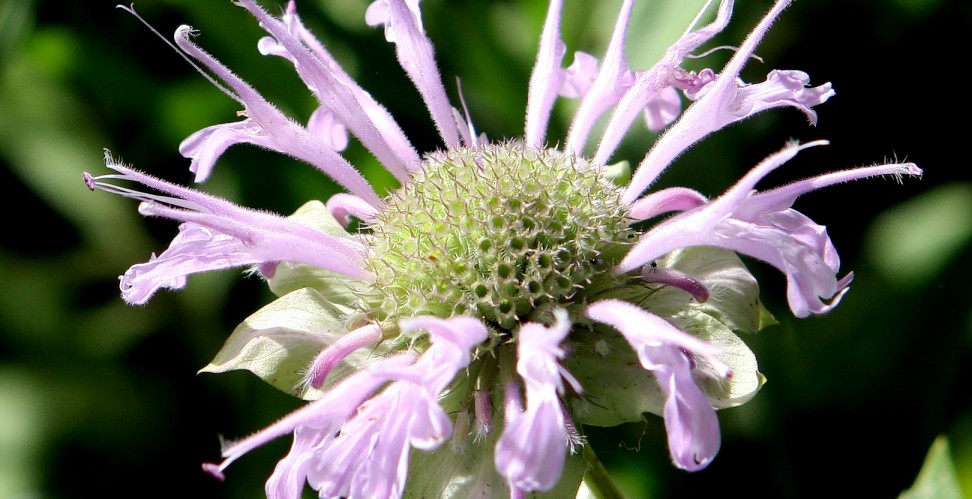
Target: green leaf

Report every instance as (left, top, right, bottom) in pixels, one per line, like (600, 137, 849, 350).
(199, 288, 378, 400)
(899, 436, 964, 499)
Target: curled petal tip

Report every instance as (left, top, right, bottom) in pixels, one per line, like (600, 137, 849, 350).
(679, 453, 714, 471)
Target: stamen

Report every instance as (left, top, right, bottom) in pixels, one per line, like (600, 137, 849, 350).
(641, 263, 710, 303)
(687, 45, 765, 63)
(81, 172, 96, 191)
(115, 5, 240, 104)
(201, 462, 225, 481)
(681, 0, 717, 36)
(454, 77, 480, 149)
(82, 163, 207, 213)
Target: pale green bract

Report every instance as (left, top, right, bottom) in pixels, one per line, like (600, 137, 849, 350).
(405, 429, 588, 499)
(200, 201, 379, 400)
(568, 247, 768, 426)
(200, 288, 356, 399)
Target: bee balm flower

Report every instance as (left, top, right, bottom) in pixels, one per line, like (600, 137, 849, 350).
(85, 0, 920, 497)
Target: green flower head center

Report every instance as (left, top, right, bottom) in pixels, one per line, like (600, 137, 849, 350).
(365, 142, 634, 334)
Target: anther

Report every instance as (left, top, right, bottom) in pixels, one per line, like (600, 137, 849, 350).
(82, 172, 97, 191)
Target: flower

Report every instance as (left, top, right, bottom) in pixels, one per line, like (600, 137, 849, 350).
(203, 316, 487, 498)
(494, 310, 581, 491)
(85, 0, 921, 497)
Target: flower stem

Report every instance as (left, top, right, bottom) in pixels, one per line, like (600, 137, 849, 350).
(582, 444, 627, 499)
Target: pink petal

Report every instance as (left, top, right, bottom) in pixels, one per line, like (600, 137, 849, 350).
(525, 0, 566, 148)
(619, 141, 922, 317)
(173, 24, 382, 205)
(368, 0, 460, 148)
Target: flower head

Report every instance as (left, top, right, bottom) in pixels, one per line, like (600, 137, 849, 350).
(87, 0, 920, 497)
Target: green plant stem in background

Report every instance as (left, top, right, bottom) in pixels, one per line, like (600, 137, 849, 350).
(584, 444, 628, 499)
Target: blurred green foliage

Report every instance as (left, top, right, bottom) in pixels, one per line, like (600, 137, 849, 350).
(900, 436, 963, 499)
(0, 0, 968, 497)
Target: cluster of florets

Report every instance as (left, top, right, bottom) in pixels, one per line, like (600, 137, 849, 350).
(367, 143, 633, 331)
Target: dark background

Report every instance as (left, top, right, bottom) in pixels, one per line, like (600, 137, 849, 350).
(0, 0, 968, 497)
